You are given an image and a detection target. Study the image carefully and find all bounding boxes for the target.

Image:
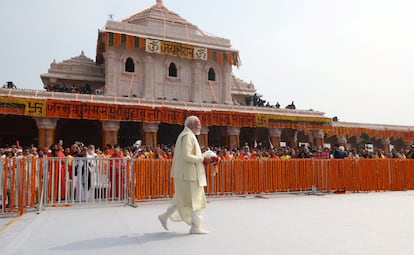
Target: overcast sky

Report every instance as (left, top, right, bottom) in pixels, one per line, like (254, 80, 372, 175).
(2, 0, 414, 126)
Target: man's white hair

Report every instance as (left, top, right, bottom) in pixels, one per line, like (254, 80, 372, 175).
(184, 116, 200, 127)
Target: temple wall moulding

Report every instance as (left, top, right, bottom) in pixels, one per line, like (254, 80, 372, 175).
(102, 120, 120, 131)
(227, 126, 240, 136)
(312, 129, 325, 139)
(34, 117, 58, 129)
(142, 122, 160, 133)
(269, 127, 282, 137)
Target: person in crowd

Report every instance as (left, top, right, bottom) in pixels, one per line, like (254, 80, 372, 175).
(153, 147, 166, 159)
(348, 148, 360, 159)
(408, 145, 414, 159)
(261, 151, 270, 159)
(63, 147, 71, 157)
(30, 147, 38, 157)
(165, 147, 174, 159)
(158, 116, 213, 234)
(109, 145, 124, 199)
(333, 146, 347, 159)
(133, 148, 147, 159)
(398, 149, 406, 159)
(374, 149, 386, 159)
(22, 147, 32, 158)
(95, 146, 110, 194)
(15, 149, 24, 159)
(360, 149, 372, 158)
(72, 143, 87, 201)
(52, 145, 67, 200)
(101, 146, 111, 158)
(144, 146, 154, 159)
(240, 145, 251, 159)
(221, 148, 231, 160)
(297, 145, 312, 158)
(85, 145, 98, 200)
(4, 149, 15, 208)
(280, 149, 291, 160)
(232, 149, 241, 159)
(269, 149, 280, 158)
(122, 148, 132, 160)
(37, 149, 46, 158)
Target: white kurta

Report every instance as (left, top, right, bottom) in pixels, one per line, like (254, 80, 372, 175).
(169, 127, 207, 225)
(170, 180, 206, 225)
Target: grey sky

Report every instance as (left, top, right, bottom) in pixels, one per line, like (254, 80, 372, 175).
(1, 0, 414, 125)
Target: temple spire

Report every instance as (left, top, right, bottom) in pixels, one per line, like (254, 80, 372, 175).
(156, 0, 163, 5)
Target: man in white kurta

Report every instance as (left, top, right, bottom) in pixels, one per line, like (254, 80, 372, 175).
(158, 116, 211, 234)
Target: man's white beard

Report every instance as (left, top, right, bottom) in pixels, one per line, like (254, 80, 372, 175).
(192, 128, 201, 135)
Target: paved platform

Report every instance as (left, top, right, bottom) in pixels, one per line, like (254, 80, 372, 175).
(1, 191, 414, 255)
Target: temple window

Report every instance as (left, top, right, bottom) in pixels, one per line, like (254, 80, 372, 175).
(168, 62, 177, 77)
(121, 34, 127, 43)
(125, 57, 134, 72)
(212, 52, 217, 61)
(208, 68, 216, 81)
(108, 33, 114, 46)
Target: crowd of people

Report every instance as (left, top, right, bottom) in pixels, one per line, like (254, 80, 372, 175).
(45, 83, 92, 94)
(2, 81, 17, 89)
(1, 141, 414, 161)
(1, 140, 414, 208)
(244, 93, 294, 109)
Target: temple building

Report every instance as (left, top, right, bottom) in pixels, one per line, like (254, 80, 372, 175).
(1, 0, 414, 153)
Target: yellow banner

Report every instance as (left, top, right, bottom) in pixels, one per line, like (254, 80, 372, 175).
(146, 38, 207, 60)
(161, 41, 194, 59)
(0, 96, 46, 117)
(256, 113, 332, 127)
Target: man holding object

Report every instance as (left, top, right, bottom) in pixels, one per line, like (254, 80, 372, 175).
(158, 116, 213, 234)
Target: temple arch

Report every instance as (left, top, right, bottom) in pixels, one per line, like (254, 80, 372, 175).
(208, 67, 216, 81)
(125, 57, 135, 72)
(168, 62, 178, 77)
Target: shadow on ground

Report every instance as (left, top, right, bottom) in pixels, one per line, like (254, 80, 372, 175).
(50, 232, 188, 251)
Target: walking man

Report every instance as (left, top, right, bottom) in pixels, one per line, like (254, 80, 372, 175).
(158, 116, 212, 234)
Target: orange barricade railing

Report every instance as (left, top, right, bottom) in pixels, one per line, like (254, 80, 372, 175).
(129, 158, 414, 202)
(0, 157, 41, 215)
(2, 157, 414, 214)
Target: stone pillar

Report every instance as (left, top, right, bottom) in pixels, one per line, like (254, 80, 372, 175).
(102, 120, 120, 147)
(312, 129, 325, 150)
(103, 50, 119, 96)
(337, 134, 347, 147)
(198, 126, 209, 148)
(222, 65, 233, 104)
(142, 56, 154, 99)
(382, 138, 391, 154)
(191, 61, 202, 103)
(34, 117, 58, 148)
(269, 127, 282, 148)
(142, 122, 159, 147)
(289, 130, 298, 148)
(226, 126, 240, 149)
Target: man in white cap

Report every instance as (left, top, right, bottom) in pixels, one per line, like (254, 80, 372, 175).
(158, 115, 212, 234)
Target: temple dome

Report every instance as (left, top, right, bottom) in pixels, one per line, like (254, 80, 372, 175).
(123, 1, 194, 27)
(40, 51, 104, 87)
(103, 1, 234, 50)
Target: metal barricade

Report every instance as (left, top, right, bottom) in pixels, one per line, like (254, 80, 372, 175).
(2, 157, 414, 215)
(0, 157, 38, 215)
(33, 157, 131, 213)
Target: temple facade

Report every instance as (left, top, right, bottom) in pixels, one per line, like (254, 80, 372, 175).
(1, 0, 414, 153)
